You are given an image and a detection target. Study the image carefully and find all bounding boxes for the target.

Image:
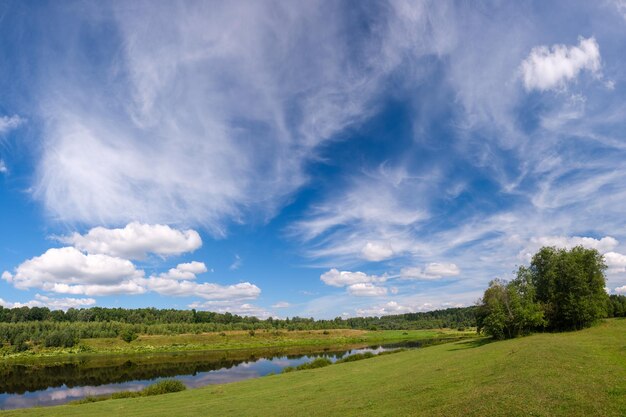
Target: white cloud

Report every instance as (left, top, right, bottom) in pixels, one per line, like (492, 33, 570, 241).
(159, 261, 207, 280)
(0, 160, 7, 174)
(271, 301, 291, 308)
(188, 300, 271, 319)
(3, 247, 258, 301)
(361, 242, 394, 262)
(2, 247, 144, 295)
(605, 252, 626, 273)
(615, 285, 626, 294)
(347, 283, 388, 297)
(229, 254, 242, 271)
(292, 167, 430, 264)
(519, 236, 619, 261)
(400, 263, 460, 280)
(141, 276, 260, 300)
(520, 37, 601, 91)
(0, 294, 96, 310)
(30, 1, 438, 232)
(60, 223, 202, 259)
(0, 115, 25, 135)
(320, 268, 386, 287)
(355, 301, 414, 317)
(613, 0, 626, 20)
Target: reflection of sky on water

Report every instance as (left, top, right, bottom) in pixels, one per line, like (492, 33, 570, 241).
(0, 345, 396, 410)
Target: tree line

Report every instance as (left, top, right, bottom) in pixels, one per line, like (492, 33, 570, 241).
(477, 246, 626, 339)
(0, 305, 476, 353)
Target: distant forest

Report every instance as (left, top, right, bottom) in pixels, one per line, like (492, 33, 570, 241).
(0, 305, 477, 330)
(0, 305, 476, 352)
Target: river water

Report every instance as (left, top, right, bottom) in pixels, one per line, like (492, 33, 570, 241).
(0, 339, 444, 410)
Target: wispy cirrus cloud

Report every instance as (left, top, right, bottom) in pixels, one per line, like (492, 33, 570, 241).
(0, 114, 24, 135)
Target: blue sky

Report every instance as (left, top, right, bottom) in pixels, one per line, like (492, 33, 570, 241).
(1, 0, 626, 318)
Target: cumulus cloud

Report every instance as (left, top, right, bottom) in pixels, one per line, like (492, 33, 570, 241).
(320, 268, 387, 287)
(0, 114, 25, 135)
(400, 263, 460, 280)
(141, 276, 260, 300)
(158, 261, 208, 280)
(3, 247, 260, 301)
(271, 301, 291, 308)
(520, 37, 601, 91)
(519, 236, 618, 261)
(605, 252, 626, 273)
(0, 294, 96, 310)
(2, 247, 144, 295)
(60, 223, 202, 259)
(355, 301, 414, 317)
(615, 285, 626, 294)
(188, 300, 271, 319)
(347, 283, 388, 297)
(361, 242, 395, 262)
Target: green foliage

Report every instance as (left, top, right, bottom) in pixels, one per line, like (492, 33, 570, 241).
(70, 380, 187, 405)
(44, 330, 78, 348)
(141, 379, 187, 396)
(282, 357, 332, 373)
(336, 352, 375, 363)
(528, 246, 608, 331)
(477, 245, 610, 339)
(120, 329, 138, 343)
(476, 277, 545, 340)
(606, 294, 626, 317)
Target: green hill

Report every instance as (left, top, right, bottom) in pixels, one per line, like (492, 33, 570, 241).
(3, 319, 625, 417)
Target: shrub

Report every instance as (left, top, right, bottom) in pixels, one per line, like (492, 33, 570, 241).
(336, 352, 375, 364)
(120, 329, 138, 343)
(248, 329, 255, 337)
(11, 333, 30, 352)
(44, 330, 77, 348)
(141, 379, 187, 396)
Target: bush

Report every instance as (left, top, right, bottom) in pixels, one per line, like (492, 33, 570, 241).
(12, 333, 29, 352)
(44, 330, 78, 348)
(336, 352, 375, 364)
(141, 379, 187, 396)
(120, 329, 138, 343)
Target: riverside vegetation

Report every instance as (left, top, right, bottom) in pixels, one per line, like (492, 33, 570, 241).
(0, 245, 625, 415)
(1, 318, 623, 417)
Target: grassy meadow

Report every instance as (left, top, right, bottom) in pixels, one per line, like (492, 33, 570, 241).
(2, 318, 624, 417)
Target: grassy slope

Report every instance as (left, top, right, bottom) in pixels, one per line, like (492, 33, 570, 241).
(3, 319, 624, 417)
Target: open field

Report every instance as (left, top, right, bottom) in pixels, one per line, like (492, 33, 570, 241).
(2, 319, 624, 416)
(1, 328, 474, 363)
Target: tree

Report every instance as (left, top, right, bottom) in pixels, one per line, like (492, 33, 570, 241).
(476, 277, 544, 339)
(527, 246, 608, 331)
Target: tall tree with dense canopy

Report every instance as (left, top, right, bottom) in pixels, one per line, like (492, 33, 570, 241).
(528, 246, 608, 331)
(477, 245, 609, 339)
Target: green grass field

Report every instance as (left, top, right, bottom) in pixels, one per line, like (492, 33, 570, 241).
(2, 319, 624, 417)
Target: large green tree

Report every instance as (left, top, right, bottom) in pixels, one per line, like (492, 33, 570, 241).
(477, 245, 609, 339)
(528, 246, 608, 331)
(476, 277, 544, 340)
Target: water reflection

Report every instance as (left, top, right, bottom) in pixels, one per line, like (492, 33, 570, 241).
(0, 338, 452, 410)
